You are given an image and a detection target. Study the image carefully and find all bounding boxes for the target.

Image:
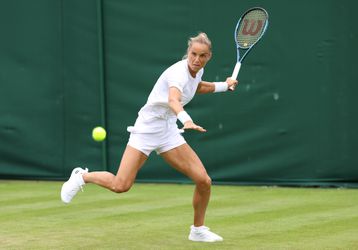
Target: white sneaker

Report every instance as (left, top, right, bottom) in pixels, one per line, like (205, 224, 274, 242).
(188, 225, 223, 242)
(61, 167, 88, 204)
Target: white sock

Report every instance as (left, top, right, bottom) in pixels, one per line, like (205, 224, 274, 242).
(78, 174, 85, 186)
(191, 225, 206, 231)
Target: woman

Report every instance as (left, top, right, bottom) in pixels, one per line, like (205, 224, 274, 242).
(61, 32, 238, 242)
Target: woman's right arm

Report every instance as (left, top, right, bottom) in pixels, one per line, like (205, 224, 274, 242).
(168, 87, 206, 132)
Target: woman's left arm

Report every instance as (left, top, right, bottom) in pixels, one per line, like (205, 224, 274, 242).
(196, 78, 238, 94)
(196, 81, 215, 94)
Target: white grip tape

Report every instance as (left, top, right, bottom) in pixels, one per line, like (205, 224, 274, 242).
(231, 62, 241, 80)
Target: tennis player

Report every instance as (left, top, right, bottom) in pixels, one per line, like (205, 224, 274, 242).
(61, 32, 238, 242)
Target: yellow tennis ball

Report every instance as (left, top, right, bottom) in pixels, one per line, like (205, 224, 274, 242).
(92, 127, 106, 141)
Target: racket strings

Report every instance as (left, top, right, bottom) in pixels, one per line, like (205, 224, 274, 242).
(236, 9, 268, 49)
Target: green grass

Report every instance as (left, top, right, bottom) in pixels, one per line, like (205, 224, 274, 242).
(0, 181, 358, 250)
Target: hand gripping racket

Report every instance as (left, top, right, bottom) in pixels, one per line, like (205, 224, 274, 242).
(229, 7, 269, 90)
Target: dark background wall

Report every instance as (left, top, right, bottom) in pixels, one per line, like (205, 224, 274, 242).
(0, 0, 357, 187)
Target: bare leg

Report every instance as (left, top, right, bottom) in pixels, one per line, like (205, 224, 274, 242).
(83, 145, 147, 193)
(161, 143, 211, 226)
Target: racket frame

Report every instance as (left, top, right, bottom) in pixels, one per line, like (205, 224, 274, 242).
(230, 7, 269, 81)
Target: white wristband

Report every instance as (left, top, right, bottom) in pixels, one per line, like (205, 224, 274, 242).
(177, 111, 192, 125)
(213, 82, 228, 92)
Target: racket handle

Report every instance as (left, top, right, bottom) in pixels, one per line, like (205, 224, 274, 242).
(231, 62, 241, 80)
(229, 62, 241, 90)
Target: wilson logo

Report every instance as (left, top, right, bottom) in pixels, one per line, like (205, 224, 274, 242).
(242, 19, 263, 36)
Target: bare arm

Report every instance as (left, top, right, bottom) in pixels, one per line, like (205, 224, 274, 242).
(196, 81, 215, 94)
(168, 87, 185, 114)
(196, 78, 238, 94)
(168, 87, 206, 132)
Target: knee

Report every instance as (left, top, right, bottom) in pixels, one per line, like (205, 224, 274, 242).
(196, 175, 212, 191)
(111, 180, 132, 193)
(112, 184, 131, 193)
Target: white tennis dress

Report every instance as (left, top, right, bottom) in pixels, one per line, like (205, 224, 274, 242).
(127, 59, 204, 156)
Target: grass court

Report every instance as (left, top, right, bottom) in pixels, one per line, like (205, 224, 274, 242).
(1, 181, 357, 249)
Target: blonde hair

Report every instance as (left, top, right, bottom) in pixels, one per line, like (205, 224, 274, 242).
(183, 32, 212, 59)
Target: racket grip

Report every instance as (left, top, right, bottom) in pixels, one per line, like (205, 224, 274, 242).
(231, 62, 241, 80)
(229, 62, 241, 90)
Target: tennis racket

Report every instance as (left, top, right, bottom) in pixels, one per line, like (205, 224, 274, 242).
(229, 7, 269, 90)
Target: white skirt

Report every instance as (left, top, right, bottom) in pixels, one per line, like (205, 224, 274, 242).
(127, 112, 186, 156)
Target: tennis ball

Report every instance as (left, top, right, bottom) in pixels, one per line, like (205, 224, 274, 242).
(92, 126, 106, 142)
